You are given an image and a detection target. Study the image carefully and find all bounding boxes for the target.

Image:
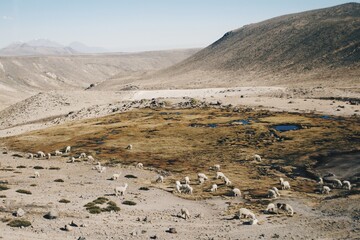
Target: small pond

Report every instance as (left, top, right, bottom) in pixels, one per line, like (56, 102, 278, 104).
(272, 124, 301, 132)
(189, 123, 218, 128)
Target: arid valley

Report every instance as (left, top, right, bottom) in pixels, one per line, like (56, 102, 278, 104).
(0, 2, 359, 240)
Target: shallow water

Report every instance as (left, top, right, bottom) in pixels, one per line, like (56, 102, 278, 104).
(273, 124, 301, 132)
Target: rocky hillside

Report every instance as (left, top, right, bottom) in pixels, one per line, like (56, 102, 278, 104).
(133, 3, 360, 89)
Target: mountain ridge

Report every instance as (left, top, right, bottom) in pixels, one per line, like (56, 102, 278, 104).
(125, 2, 359, 89)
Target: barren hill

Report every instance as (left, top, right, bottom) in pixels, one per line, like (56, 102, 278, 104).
(115, 3, 360, 89)
(0, 49, 199, 109)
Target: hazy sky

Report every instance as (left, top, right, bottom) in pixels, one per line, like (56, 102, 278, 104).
(0, 0, 357, 51)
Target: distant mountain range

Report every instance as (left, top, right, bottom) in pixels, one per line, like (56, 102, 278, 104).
(0, 39, 109, 56)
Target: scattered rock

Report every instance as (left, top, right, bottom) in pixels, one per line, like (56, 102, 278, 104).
(70, 220, 78, 227)
(44, 210, 59, 220)
(64, 224, 73, 231)
(167, 227, 177, 234)
(13, 208, 25, 217)
(77, 237, 86, 240)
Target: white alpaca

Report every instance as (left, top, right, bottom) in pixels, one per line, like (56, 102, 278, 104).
(235, 208, 256, 220)
(272, 187, 281, 197)
(198, 177, 205, 184)
(210, 184, 218, 192)
(332, 179, 342, 188)
(216, 172, 226, 179)
(112, 173, 121, 180)
(136, 163, 143, 169)
(28, 153, 34, 159)
(223, 177, 232, 186)
(265, 203, 277, 214)
(180, 208, 190, 220)
(55, 150, 62, 156)
(279, 178, 291, 190)
(317, 177, 324, 185)
(322, 186, 331, 194)
(70, 157, 75, 163)
(254, 154, 262, 162)
(34, 171, 40, 178)
(183, 184, 193, 194)
(98, 166, 106, 173)
(156, 175, 164, 183)
(343, 180, 351, 190)
(115, 183, 128, 196)
(184, 176, 190, 184)
(214, 164, 220, 171)
(87, 155, 94, 162)
(65, 146, 71, 153)
(126, 144, 132, 150)
(233, 188, 241, 197)
(268, 189, 277, 199)
(47, 153, 51, 159)
(197, 173, 208, 180)
(79, 153, 87, 159)
(175, 181, 182, 193)
(277, 203, 294, 216)
(37, 151, 46, 158)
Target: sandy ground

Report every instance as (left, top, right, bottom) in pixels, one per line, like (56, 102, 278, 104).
(0, 87, 359, 138)
(0, 151, 359, 240)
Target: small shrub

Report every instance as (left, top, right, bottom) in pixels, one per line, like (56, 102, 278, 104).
(86, 205, 102, 214)
(102, 201, 120, 212)
(54, 179, 64, 182)
(30, 184, 37, 187)
(49, 167, 60, 170)
(93, 197, 108, 204)
(139, 187, 150, 191)
(33, 166, 44, 169)
(0, 185, 9, 191)
(16, 165, 26, 169)
(16, 189, 32, 195)
(190, 98, 198, 105)
(124, 174, 137, 179)
(84, 197, 120, 214)
(84, 202, 96, 208)
(0, 195, 6, 198)
(1, 217, 11, 222)
(122, 200, 137, 206)
(7, 219, 31, 228)
(59, 199, 70, 203)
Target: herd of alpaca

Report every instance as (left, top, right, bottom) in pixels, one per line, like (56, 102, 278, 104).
(25, 147, 353, 225)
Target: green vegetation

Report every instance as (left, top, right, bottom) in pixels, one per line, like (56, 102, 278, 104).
(33, 166, 44, 169)
(0, 185, 9, 191)
(122, 200, 137, 206)
(93, 197, 108, 204)
(59, 199, 71, 203)
(54, 179, 64, 182)
(16, 189, 32, 195)
(139, 187, 150, 191)
(7, 219, 31, 228)
(84, 197, 120, 214)
(49, 167, 61, 170)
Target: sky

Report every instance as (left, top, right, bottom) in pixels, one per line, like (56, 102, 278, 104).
(0, 0, 357, 52)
